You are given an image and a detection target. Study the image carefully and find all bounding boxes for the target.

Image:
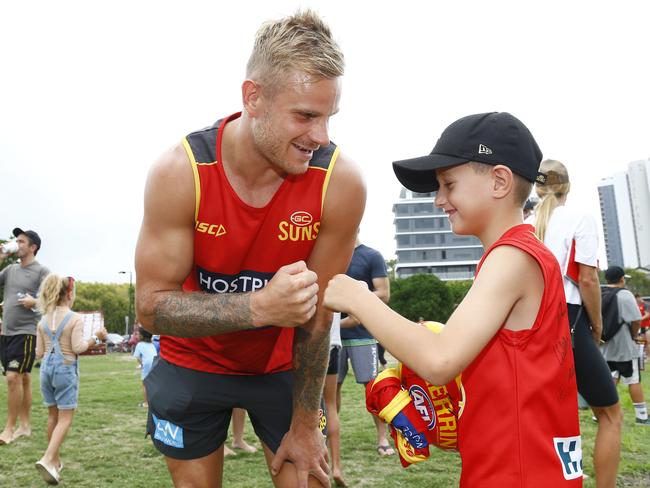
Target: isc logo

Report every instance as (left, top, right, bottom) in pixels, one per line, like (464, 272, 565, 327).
(195, 221, 227, 237)
(290, 211, 313, 226)
(409, 385, 436, 430)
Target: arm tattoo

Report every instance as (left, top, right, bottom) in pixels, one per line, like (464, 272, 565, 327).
(292, 323, 330, 412)
(153, 291, 254, 337)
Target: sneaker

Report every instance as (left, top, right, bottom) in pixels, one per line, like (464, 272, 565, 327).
(635, 417, 650, 426)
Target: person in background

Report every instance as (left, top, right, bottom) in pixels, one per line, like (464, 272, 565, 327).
(127, 326, 140, 353)
(223, 409, 258, 456)
(0, 228, 50, 445)
(34, 274, 107, 484)
(635, 294, 649, 360)
(133, 326, 158, 408)
(323, 313, 345, 486)
(533, 159, 622, 486)
(152, 334, 161, 354)
(601, 268, 648, 426)
(337, 235, 392, 457)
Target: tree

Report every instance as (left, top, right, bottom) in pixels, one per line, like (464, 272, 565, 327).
(446, 280, 473, 308)
(74, 282, 131, 333)
(389, 274, 455, 323)
(385, 259, 397, 281)
(625, 268, 650, 297)
(1, 236, 20, 301)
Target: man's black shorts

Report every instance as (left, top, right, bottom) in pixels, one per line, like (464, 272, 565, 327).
(146, 357, 296, 460)
(607, 360, 633, 378)
(0, 334, 36, 375)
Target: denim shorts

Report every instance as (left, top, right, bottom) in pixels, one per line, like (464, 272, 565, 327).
(40, 354, 79, 410)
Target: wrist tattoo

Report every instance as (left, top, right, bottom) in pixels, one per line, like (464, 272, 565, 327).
(292, 325, 329, 412)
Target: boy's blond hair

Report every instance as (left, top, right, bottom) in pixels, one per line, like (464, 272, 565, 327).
(533, 159, 571, 241)
(246, 9, 344, 95)
(469, 162, 533, 208)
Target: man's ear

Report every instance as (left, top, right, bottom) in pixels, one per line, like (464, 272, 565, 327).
(242, 79, 262, 116)
(492, 165, 514, 200)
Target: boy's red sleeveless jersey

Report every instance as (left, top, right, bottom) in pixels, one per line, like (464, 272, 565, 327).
(160, 113, 340, 375)
(459, 224, 582, 487)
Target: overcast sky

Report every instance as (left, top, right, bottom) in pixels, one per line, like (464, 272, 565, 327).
(1, 0, 648, 283)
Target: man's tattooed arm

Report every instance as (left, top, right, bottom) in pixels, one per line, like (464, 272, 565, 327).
(291, 320, 331, 413)
(152, 291, 254, 337)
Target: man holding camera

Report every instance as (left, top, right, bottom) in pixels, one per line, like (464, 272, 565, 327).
(0, 228, 50, 445)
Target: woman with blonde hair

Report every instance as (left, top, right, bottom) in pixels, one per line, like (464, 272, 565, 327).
(534, 159, 622, 487)
(34, 274, 107, 484)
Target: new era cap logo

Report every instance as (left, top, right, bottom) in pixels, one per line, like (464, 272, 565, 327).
(478, 144, 493, 155)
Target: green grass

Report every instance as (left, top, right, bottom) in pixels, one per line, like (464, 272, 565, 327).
(0, 354, 649, 487)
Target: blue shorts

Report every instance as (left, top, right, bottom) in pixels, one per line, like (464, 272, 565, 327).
(40, 354, 79, 410)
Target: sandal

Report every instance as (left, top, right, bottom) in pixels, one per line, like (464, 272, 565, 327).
(377, 444, 395, 456)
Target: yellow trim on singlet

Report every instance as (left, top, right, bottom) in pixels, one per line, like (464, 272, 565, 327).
(321, 146, 340, 213)
(182, 137, 202, 222)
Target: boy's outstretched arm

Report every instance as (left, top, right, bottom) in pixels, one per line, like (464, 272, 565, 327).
(324, 245, 543, 385)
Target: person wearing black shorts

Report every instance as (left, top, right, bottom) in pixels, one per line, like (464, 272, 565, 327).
(134, 11, 364, 488)
(0, 228, 49, 445)
(533, 160, 622, 487)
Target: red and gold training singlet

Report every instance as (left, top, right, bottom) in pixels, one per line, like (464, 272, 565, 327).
(459, 224, 582, 487)
(160, 113, 339, 375)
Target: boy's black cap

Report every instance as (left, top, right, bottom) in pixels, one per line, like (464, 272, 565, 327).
(13, 227, 41, 250)
(604, 266, 630, 283)
(392, 112, 544, 192)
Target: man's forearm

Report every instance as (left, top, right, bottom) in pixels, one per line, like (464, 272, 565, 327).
(291, 322, 330, 420)
(152, 290, 254, 337)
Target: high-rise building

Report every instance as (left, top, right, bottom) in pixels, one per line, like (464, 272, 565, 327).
(598, 158, 650, 269)
(393, 188, 482, 280)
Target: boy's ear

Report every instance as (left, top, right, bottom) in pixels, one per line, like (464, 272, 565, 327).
(492, 165, 514, 200)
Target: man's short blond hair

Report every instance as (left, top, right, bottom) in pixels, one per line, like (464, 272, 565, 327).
(246, 9, 344, 93)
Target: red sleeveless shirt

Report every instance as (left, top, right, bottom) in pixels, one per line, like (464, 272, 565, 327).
(458, 224, 582, 487)
(160, 113, 339, 375)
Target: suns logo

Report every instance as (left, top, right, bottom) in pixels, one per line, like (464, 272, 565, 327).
(409, 385, 436, 430)
(278, 211, 320, 241)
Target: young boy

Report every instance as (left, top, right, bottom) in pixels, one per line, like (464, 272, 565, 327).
(133, 326, 158, 408)
(324, 112, 583, 487)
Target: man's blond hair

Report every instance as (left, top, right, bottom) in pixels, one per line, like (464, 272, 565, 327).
(246, 9, 344, 94)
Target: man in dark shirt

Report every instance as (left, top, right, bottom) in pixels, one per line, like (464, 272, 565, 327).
(337, 235, 392, 455)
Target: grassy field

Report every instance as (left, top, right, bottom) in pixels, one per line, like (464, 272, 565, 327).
(0, 353, 649, 487)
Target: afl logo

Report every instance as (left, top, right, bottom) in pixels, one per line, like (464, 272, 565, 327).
(409, 385, 436, 430)
(290, 211, 313, 227)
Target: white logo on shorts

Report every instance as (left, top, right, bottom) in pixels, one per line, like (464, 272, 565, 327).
(8, 360, 20, 369)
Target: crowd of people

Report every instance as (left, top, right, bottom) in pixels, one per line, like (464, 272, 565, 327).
(2, 9, 649, 488)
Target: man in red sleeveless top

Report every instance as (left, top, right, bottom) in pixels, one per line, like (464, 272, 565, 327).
(325, 113, 583, 486)
(135, 10, 365, 488)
